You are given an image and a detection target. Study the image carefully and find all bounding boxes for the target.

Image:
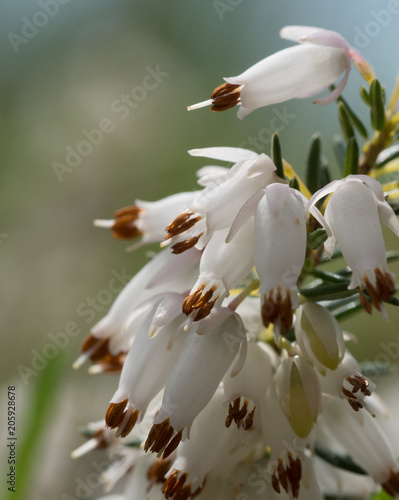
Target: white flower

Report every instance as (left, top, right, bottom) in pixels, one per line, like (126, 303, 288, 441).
(74, 247, 200, 371)
(295, 302, 345, 374)
(94, 191, 198, 251)
(308, 175, 399, 314)
(318, 398, 399, 496)
(274, 356, 321, 439)
(164, 147, 277, 253)
(105, 295, 188, 438)
(228, 183, 307, 333)
(188, 25, 373, 119)
(144, 308, 246, 458)
(182, 220, 254, 321)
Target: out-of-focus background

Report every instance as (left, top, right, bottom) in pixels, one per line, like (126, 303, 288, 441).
(1, 1, 398, 499)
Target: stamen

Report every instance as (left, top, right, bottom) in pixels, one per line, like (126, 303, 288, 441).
(171, 234, 202, 254)
(261, 287, 293, 333)
(182, 284, 219, 321)
(105, 400, 140, 438)
(163, 470, 203, 500)
(225, 397, 256, 430)
(271, 452, 302, 499)
(106, 205, 144, 240)
(382, 468, 399, 497)
(144, 419, 182, 458)
(342, 372, 376, 417)
(187, 82, 242, 113)
(165, 212, 202, 239)
(363, 269, 395, 313)
(147, 458, 173, 486)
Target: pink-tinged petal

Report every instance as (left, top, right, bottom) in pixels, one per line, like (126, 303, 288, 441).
(225, 189, 264, 243)
(349, 48, 374, 82)
(188, 147, 258, 163)
(300, 30, 351, 52)
(280, 25, 325, 43)
(313, 59, 351, 105)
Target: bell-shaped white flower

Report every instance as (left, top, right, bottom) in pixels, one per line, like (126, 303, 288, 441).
(162, 387, 242, 500)
(317, 350, 377, 417)
(74, 247, 200, 370)
(144, 308, 246, 459)
(223, 340, 275, 430)
(295, 302, 345, 374)
(94, 191, 198, 251)
(319, 397, 399, 497)
(188, 25, 373, 119)
(182, 220, 254, 321)
(275, 356, 321, 439)
(228, 183, 307, 333)
(105, 296, 188, 438)
(308, 175, 399, 314)
(164, 147, 277, 253)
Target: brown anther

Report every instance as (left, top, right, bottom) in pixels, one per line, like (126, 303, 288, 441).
(342, 387, 357, 400)
(163, 470, 203, 500)
(91, 429, 109, 449)
(261, 288, 293, 333)
(382, 468, 399, 497)
(81, 334, 110, 362)
(110, 205, 143, 240)
(96, 352, 127, 373)
(346, 374, 371, 396)
(244, 407, 256, 430)
(119, 409, 139, 438)
(193, 299, 217, 321)
(271, 473, 281, 494)
(210, 83, 241, 112)
(163, 430, 183, 459)
(273, 453, 302, 499)
(147, 458, 173, 485)
(182, 284, 219, 321)
(363, 269, 395, 312)
(165, 212, 202, 239)
(171, 235, 202, 254)
(105, 399, 128, 429)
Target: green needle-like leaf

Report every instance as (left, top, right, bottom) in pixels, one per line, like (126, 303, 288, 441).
(333, 134, 346, 172)
(307, 269, 350, 284)
(338, 102, 355, 142)
(375, 144, 399, 169)
(300, 282, 355, 301)
(314, 442, 367, 475)
(307, 228, 328, 250)
(370, 79, 386, 131)
(306, 133, 322, 194)
(336, 94, 368, 139)
(289, 176, 300, 191)
(271, 132, 284, 179)
(344, 137, 359, 177)
(360, 85, 371, 106)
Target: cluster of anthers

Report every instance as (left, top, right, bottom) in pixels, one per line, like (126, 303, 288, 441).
(72, 24, 399, 500)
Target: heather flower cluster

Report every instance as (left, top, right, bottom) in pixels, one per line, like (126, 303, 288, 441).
(73, 26, 399, 500)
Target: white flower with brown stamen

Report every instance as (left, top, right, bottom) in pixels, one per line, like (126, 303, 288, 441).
(105, 296, 188, 438)
(188, 25, 373, 119)
(74, 247, 200, 370)
(223, 341, 275, 430)
(319, 397, 399, 497)
(144, 308, 246, 458)
(295, 302, 345, 375)
(308, 175, 399, 315)
(316, 350, 377, 417)
(228, 182, 307, 334)
(164, 147, 277, 254)
(183, 220, 254, 321)
(162, 387, 242, 500)
(94, 191, 198, 251)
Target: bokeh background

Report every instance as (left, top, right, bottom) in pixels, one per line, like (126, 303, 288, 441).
(1, 1, 398, 499)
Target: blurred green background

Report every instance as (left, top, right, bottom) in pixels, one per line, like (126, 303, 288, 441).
(1, 1, 398, 499)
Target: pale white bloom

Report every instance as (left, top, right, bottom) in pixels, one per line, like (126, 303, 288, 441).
(274, 356, 321, 439)
(94, 191, 198, 251)
(74, 247, 200, 370)
(308, 175, 399, 314)
(318, 398, 399, 496)
(189, 25, 373, 119)
(182, 220, 254, 321)
(228, 183, 307, 333)
(295, 302, 345, 374)
(144, 308, 246, 458)
(164, 147, 277, 253)
(105, 297, 188, 438)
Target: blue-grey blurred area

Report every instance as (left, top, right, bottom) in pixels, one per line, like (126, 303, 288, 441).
(0, 1, 398, 499)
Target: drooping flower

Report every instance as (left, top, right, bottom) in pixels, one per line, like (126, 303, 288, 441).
(94, 191, 198, 251)
(164, 147, 277, 253)
(227, 183, 308, 334)
(188, 25, 373, 119)
(307, 175, 399, 314)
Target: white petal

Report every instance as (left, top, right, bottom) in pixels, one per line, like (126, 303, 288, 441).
(188, 146, 258, 163)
